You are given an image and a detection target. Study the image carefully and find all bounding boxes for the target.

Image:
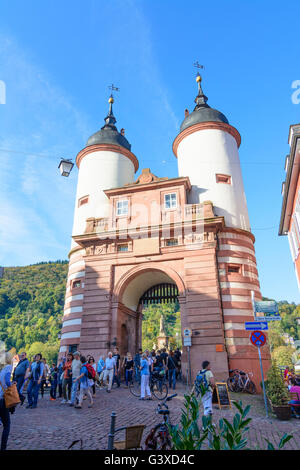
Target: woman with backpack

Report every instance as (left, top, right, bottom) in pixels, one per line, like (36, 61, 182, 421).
(74, 356, 93, 409)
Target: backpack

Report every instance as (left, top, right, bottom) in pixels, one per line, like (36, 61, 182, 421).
(85, 363, 96, 380)
(194, 369, 209, 396)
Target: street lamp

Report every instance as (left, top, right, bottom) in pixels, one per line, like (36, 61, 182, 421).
(58, 158, 74, 177)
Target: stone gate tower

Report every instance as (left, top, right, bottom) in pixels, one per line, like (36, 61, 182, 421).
(59, 76, 269, 388)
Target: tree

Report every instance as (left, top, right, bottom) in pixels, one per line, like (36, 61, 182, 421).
(268, 327, 286, 351)
(142, 302, 181, 351)
(272, 345, 295, 369)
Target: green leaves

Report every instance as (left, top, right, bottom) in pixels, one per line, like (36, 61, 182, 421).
(169, 392, 293, 450)
(265, 433, 293, 450)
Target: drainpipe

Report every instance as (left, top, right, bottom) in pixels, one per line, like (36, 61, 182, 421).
(215, 229, 230, 370)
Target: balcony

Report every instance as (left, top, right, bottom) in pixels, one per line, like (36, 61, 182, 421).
(84, 202, 215, 234)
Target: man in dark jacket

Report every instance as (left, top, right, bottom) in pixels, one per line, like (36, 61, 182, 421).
(13, 352, 29, 405)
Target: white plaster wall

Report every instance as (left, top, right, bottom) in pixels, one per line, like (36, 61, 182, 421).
(71, 150, 135, 248)
(177, 129, 250, 231)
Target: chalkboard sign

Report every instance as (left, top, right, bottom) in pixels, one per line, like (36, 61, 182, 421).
(215, 382, 231, 409)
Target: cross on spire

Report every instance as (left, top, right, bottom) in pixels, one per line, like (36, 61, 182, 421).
(193, 61, 205, 71)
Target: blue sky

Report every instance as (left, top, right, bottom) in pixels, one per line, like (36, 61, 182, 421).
(0, 0, 300, 303)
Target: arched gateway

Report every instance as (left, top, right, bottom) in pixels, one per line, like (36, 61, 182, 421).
(112, 265, 184, 362)
(59, 76, 270, 388)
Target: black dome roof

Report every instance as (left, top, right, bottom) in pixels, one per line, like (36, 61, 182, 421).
(87, 127, 131, 150)
(86, 97, 131, 151)
(180, 106, 228, 132)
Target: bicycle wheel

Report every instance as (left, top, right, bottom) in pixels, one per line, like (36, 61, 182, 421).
(246, 380, 256, 394)
(129, 377, 140, 397)
(152, 381, 168, 400)
(226, 377, 236, 392)
(144, 424, 172, 450)
(227, 376, 240, 393)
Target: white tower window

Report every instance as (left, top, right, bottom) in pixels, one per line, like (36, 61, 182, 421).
(116, 199, 129, 216)
(216, 174, 232, 184)
(164, 193, 177, 210)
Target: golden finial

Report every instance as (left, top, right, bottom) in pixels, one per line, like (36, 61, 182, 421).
(196, 74, 202, 83)
(108, 96, 114, 104)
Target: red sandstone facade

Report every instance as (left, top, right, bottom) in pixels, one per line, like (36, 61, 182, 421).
(279, 123, 300, 289)
(60, 168, 269, 388)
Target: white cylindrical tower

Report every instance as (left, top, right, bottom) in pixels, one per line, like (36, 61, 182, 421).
(71, 96, 139, 249)
(173, 75, 250, 231)
(59, 96, 139, 358)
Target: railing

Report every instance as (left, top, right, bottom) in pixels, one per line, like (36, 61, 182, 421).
(184, 203, 205, 218)
(85, 203, 208, 234)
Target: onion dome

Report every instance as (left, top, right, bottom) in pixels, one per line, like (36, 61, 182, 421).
(86, 95, 131, 150)
(180, 73, 229, 133)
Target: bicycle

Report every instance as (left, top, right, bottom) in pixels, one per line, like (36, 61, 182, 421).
(129, 370, 168, 400)
(144, 393, 177, 450)
(227, 369, 256, 394)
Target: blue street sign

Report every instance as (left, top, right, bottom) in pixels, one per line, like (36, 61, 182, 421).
(245, 321, 268, 331)
(255, 316, 281, 322)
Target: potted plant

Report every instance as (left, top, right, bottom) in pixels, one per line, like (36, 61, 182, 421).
(266, 361, 291, 420)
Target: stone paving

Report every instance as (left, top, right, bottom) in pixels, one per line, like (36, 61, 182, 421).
(4, 383, 300, 450)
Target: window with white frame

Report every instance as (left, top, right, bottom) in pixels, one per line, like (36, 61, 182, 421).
(164, 193, 177, 210)
(288, 220, 299, 261)
(116, 199, 129, 216)
(295, 190, 300, 227)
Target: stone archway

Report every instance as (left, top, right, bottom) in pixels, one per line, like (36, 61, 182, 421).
(111, 263, 187, 367)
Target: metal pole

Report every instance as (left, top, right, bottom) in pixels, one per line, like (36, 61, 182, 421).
(107, 411, 116, 450)
(188, 346, 192, 390)
(258, 346, 268, 418)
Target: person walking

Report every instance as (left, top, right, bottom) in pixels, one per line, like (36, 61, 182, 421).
(0, 352, 13, 450)
(134, 349, 142, 384)
(123, 353, 134, 387)
(199, 361, 215, 417)
(13, 351, 29, 405)
(49, 364, 58, 401)
(40, 358, 50, 399)
(112, 348, 121, 388)
(88, 356, 97, 396)
(97, 356, 105, 388)
(167, 351, 177, 390)
(140, 353, 152, 401)
(69, 352, 81, 406)
(57, 357, 65, 398)
(74, 356, 93, 409)
(61, 353, 73, 404)
(26, 353, 45, 409)
(103, 352, 115, 393)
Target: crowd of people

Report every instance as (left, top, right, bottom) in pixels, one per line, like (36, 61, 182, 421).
(0, 346, 183, 449)
(0, 347, 224, 452)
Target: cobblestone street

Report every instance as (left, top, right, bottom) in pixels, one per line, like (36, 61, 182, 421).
(4, 383, 300, 450)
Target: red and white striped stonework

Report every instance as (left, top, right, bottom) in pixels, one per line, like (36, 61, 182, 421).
(59, 250, 85, 356)
(217, 228, 270, 381)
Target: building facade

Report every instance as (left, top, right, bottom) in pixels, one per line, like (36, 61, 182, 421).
(59, 76, 269, 386)
(279, 123, 300, 288)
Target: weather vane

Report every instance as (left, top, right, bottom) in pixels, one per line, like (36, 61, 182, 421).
(108, 84, 120, 94)
(193, 61, 205, 71)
